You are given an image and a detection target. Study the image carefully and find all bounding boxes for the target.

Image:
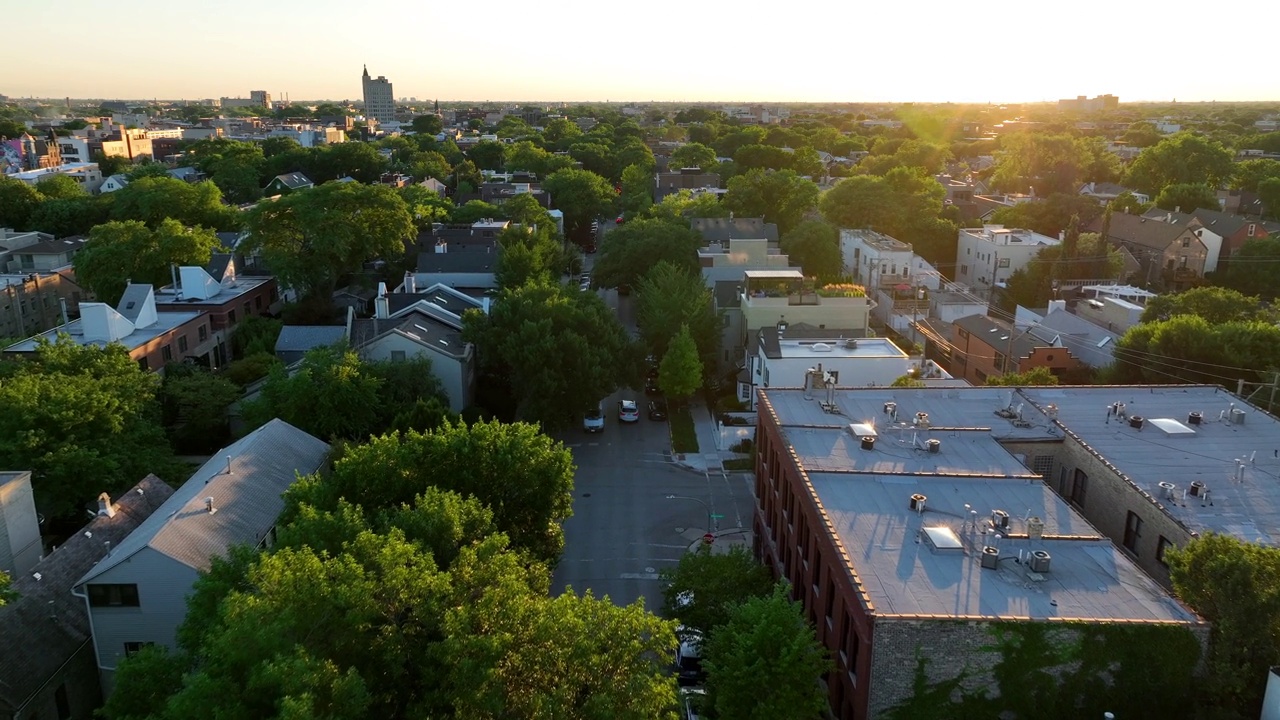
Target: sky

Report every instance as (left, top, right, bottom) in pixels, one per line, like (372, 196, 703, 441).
(4, 0, 1277, 104)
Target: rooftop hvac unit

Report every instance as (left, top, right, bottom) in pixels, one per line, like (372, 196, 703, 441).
(1158, 481, 1177, 501)
(991, 509, 1010, 531)
(980, 546, 1000, 570)
(1187, 411, 1202, 425)
(909, 493, 927, 512)
(1230, 408, 1247, 425)
(1188, 481, 1206, 498)
(1027, 516, 1044, 541)
(1028, 550, 1052, 574)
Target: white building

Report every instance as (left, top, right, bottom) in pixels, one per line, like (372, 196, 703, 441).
(361, 66, 396, 125)
(841, 229, 942, 292)
(6, 162, 103, 194)
(955, 225, 1060, 292)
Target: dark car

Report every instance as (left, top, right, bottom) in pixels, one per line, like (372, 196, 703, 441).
(617, 283, 631, 296)
(645, 377, 661, 395)
(648, 400, 668, 420)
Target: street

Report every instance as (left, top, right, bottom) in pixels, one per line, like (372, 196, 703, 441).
(552, 231, 755, 610)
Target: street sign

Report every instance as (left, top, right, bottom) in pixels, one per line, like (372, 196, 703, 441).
(710, 514, 725, 519)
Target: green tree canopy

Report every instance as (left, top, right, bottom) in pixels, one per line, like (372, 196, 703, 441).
(543, 168, 617, 240)
(0, 337, 181, 519)
(410, 114, 443, 135)
(635, 261, 719, 366)
(1224, 237, 1280, 299)
(780, 219, 842, 279)
(34, 174, 87, 200)
(998, 232, 1123, 312)
(243, 181, 414, 302)
(73, 219, 223, 304)
(984, 366, 1060, 386)
(464, 281, 635, 429)
(670, 142, 718, 171)
(467, 140, 507, 170)
(659, 545, 774, 637)
(1110, 315, 1280, 387)
(158, 365, 242, 454)
(1126, 133, 1235, 195)
(592, 218, 702, 289)
(0, 175, 48, 230)
(988, 193, 1103, 238)
(702, 584, 831, 720)
(241, 345, 384, 441)
(645, 190, 729, 225)
(110, 177, 240, 230)
(1154, 182, 1220, 213)
(819, 168, 956, 264)
(722, 169, 820, 236)
(1232, 158, 1280, 193)
(1139, 286, 1271, 324)
(991, 133, 1118, 195)
(658, 324, 702, 400)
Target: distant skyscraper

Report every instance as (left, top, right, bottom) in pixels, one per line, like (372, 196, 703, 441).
(249, 90, 272, 109)
(361, 65, 395, 125)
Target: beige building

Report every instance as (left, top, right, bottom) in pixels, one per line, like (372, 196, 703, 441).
(361, 65, 395, 124)
(739, 270, 872, 345)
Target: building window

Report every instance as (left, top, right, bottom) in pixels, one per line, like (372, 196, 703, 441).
(255, 296, 263, 310)
(228, 309, 237, 325)
(178, 335, 188, 353)
(824, 578, 836, 628)
(198, 324, 208, 342)
(124, 641, 154, 657)
(138, 357, 149, 372)
(1157, 536, 1173, 566)
(1182, 237, 1190, 247)
(974, 368, 987, 383)
(87, 583, 141, 607)
(960, 264, 968, 276)
(1248, 224, 1256, 237)
(841, 615, 860, 681)
(1179, 256, 1188, 268)
(1070, 469, 1089, 507)
(994, 352, 1006, 373)
(1031, 456, 1054, 477)
(1123, 511, 1143, 553)
(243, 301, 251, 317)
(161, 344, 173, 362)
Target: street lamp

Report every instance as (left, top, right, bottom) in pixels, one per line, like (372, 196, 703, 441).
(666, 494, 714, 535)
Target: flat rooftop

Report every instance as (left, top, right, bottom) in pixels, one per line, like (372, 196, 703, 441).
(811, 472, 1198, 622)
(153, 275, 274, 307)
(4, 310, 201, 354)
(775, 337, 906, 360)
(1020, 385, 1280, 544)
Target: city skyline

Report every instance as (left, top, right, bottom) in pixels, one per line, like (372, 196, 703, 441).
(1, 0, 1277, 104)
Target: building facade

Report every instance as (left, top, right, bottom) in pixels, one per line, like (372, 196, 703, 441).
(955, 225, 1061, 293)
(361, 66, 396, 125)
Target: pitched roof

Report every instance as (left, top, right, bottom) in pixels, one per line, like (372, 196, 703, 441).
(1031, 309, 1118, 369)
(205, 253, 237, 282)
(416, 251, 497, 274)
(953, 313, 1052, 360)
(1186, 208, 1265, 237)
(0, 475, 174, 712)
(690, 217, 779, 244)
(274, 325, 347, 353)
(351, 310, 466, 358)
(116, 283, 153, 323)
(269, 172, 313, 190)
(1088, 212, 1190, 250)
(10, 235, 87, 256)
(74, 420, 328, 585)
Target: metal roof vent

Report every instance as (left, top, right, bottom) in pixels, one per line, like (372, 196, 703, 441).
(1230, 408, 1247, 425)
(1158, 481, 1177, 501)
(909, 493, 927, 512)
(920, 526, 963, 553)
(1027, 516, 1044, 541)
(204, 497, 217, 515)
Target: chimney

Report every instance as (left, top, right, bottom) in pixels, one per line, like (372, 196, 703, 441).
(225, 455, 233, 474)
(204, 497, 217, 514)
(97, 492, 116, 518)
(403, 271, 416, 294)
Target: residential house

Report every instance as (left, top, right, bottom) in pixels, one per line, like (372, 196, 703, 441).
(98, 174, 130, 193)
(753, 386, 1204, 720)
(1144, 207, 1271, 265)
(654, 168, 720, 202)
(332, 284, 376, 316)
(73, 421, 328, 691)
(0, 270, 85, 340)
(0, 475, 174, 720)
(1013, 300, 1119, 369)
(480, 182, 552, 209)
(736, 270, 872, 356)
(413, 238, 498, 291)
(0, 472, 41, 578)
(167, 166, 205, 183)
(1088, 213, 1206, 289)
(274, 325, 348, 364)
(350, 279, 485, 412)
(950, 313, 1086, 384)
(4, 235, 88, 273)
(264, 172, 314, 195)
(691, 217, 780, 245)
(419, 177, 448, 195)
(153, 255, 278, 368)
(5, 163, 103, 194)
(4, 284, 207, 373)
(955, 225, 1061, 294)
(1079, 182, 1148, 205)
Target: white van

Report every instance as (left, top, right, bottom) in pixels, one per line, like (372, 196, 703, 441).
(583, 403, 604, 433)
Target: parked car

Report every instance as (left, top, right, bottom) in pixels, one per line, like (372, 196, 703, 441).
(583, 403, 604, 433)
(645, 377, 661, 395)
(615, 216, 625, 224)
(584, 243, 596, 253)
(680, 687, 707, 720)
(674, 625, 705, 687)
(618, 399, 640, 423)
(648, 399, 668, 420)
(617, 284, 631, 295)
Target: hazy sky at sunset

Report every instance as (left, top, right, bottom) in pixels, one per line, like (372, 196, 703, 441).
(3, 0, 1275, 104)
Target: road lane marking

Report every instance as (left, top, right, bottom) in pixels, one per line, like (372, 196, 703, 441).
(619, 573, 661, 580)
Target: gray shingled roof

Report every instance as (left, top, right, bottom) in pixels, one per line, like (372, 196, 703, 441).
(75, 420, 329, 585)
(1089, 212, 1190, 250)
(270, 172, 313, 190)
(690, 217, 779, 244)
(416, 251, 497, 274)
(274, 325, 347, 353)
(116, 284, 152, 323)
(0, 475, 174, 713)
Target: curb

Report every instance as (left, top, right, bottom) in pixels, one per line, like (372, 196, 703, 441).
(685, 527, 751, 553)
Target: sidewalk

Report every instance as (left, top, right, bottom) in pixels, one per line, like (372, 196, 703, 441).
(672, 394, 751, 474)
(683, 526, 752, 555)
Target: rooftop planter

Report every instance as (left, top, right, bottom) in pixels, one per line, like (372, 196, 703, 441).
(816, 283, 867, 298)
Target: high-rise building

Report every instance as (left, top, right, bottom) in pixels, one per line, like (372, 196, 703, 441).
(361, 65, 395, 125)
(249, 90, 272, 109)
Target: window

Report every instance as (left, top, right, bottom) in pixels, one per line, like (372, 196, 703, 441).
(87, 583, 140, 607)
(974, 368, 987, 383)
(198, 324, 208, 342)
(243, 301, 251, 317)
(178, 335, 188, 353)
(960, 264, 968, 276)
(1157, 536, 1173, 566)
(124, 641, 154, 657)
(137, 357, 149, 372)
(1248, 224, 1257, 237)
(994, 352, 1007, 373)
(1031, 456, 1054, 477)
(841, 615, 860, 680)
(1182, 237, 1190, 247)
(255, 296, 263, 310)
(161, 344, 173, 362)
(228, 309, 237, 325)
(1179, 255, 1188, 268)
(824, 578, 836, 628)
(1070, 469, 1089, 507)
(390, 350, 406, 362)
(1123, 511, 1143, 553)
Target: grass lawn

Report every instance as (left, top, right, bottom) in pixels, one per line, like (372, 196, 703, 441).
(722, 457, 754, 472)
(670, 404, 699, 454)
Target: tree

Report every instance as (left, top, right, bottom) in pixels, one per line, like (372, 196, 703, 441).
(780, 219, 842, 279)
(670, 142, 721, 170)
(464, 282, 635, 429)
(819, 168, 957, 265)
(1110, 191, 1152, 215)
(1126, 133, 1235, 195)
(542, 168, 617, 240)
(1154, 183, 1220, 213)
(73, 219, 223, 305)
(722, 169, 820, 236)
(1168, 533, 1280, 717)
(261, 136, 302, 158)
(635, 261, 719, 365)
(502, 192, 555, 228)
(100, 645, 187, 720)
(998, 232, 1123, 312)
(593, 217, 702, 289)
(1258, 177, 1280, 220)
(495, 224, 561, 289)
(27, 195, 111, 237)
(619, 163, 654, 215)
(242, 181, 414, 302)
(991, 133, 1118, 195)
(988, 193, 1103, 238)
(242, 346, 384, 441)
(314, 420, 575, 562)
(0, 337, 181, 520)
(159, 365, 242, 454)
(0, 175, 43, 230)
(984, 366, 1060, 386)
(659, 545, 774, 637)
(1140, 286, 1271, 324)
(110, 177, 240, 230)
(1232, 159, 1280, 193)
(410, 114, 443, 136)
(1225, 237, 1280, 299)
(702, 585, 831, 720)
(542, 117, 582, 145)
(34, 174, 87, 200)
(1109, 315, 1280, 387)
(467, 140, 507, 171)
(646, 190, 729, 225)
(659, 325, 702, 401)
(451, 199, 504, 224)
(0, 571, 14, 607)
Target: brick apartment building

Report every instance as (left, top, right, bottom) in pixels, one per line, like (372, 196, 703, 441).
(951, 314, 1086, 385)
(754, 386, 1208, 718)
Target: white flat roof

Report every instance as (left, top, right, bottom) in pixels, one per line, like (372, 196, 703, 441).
(776, 337, 907, 360)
